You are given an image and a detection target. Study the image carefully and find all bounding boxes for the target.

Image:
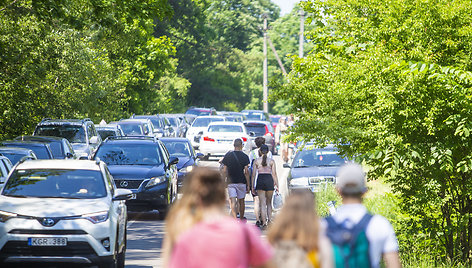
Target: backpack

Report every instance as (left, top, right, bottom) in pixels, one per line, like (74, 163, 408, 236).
(325, 213, 373, 268)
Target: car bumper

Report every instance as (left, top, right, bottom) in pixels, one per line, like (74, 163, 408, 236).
(121, 182, 169, 211)
(199, 142, 233, 156)
(288, 183, 333, 192)
(0, 218, 115, 265)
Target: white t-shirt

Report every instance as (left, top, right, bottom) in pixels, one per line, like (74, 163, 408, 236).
(323, 204, 399, 268)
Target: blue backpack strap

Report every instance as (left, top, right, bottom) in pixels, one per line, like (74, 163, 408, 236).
(348, 213, 372, 248)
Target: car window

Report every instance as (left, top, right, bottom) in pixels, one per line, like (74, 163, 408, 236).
(244, 123, 266, 136)
(162, 141, 192, 158)
(1, 158, 12, 173)
(293, 150, 346, 168)
(2, 169, 107, 199)
(48, 141, 64, 158)
(87, 124, 94, 140)
(95, 144, 163, 166)
(1, 153, 23, 166)
(104, 167, 115, 196)
(98, 130, 118, 140)
(192, 117, 224, 127)
(35, 125, 86, 143)
(167, 118, 179, 127)
(208, 125, 243, 133)
(0, 161, 8, 179)
(119, 123, 144, 136)
(3, 144, 50, 159)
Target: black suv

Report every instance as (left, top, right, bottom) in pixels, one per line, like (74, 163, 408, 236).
(93, 136, 178, 214)
(33, 118, 101, 158)
(14, 136, 76, 159)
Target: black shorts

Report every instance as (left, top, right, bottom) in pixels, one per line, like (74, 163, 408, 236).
(255, 174, 274, 191)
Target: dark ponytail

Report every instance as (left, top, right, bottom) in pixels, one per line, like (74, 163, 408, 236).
(262, 154, 267, 167)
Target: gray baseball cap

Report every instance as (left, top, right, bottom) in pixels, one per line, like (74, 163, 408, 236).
(336, 163, 367, 194)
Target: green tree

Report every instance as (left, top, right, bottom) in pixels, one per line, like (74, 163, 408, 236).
(277, 0, 472, 262)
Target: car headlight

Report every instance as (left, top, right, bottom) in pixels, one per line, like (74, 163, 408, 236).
(82, 211, 109, 224)
(0, 210, 17, 222)
(290, 177, 309, 186)
(146, 176, 166, 188)
(185, 166, 193, 173)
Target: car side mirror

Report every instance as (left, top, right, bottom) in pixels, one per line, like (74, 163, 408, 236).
(90, 136, 100, 144)
(196, 153, 204, 160)
(113, 188, 133, 201)
(168, 156, 179, 168)
(65, 152, 74, 159)
(283, 163, 291, 168)
(249, 131, 256, 137)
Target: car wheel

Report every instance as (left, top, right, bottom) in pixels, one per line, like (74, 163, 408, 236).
(116, 228, 127, 268)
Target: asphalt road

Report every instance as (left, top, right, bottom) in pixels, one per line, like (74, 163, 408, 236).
(124, 155, 288, 268)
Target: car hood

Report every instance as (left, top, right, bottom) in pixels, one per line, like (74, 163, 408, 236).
(290, 166, 340, 178)
(176, 157, 193, 170)
(0, 196, 110, 217)
(107, 164, 165, 179)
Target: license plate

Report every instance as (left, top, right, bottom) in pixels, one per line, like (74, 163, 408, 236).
(28, 237, 67, 246)
(218, 139, 232, 143)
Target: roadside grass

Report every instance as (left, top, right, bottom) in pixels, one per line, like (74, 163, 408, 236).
(315, 179, 467, 268)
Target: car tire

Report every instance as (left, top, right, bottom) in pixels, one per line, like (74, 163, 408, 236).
(116, 228, 127, 268)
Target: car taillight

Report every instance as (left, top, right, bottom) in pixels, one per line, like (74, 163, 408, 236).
(264, 126, 273, 137)
(242, 137, 248, 142)
(203, 136, 215, 142)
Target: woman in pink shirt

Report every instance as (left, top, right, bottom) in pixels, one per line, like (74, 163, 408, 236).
(162, 167, 275, 268)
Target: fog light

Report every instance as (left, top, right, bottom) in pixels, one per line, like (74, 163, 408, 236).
(101, 238, 110, 251)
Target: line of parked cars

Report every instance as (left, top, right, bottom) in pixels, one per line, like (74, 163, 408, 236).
(0, 108, 285, 267)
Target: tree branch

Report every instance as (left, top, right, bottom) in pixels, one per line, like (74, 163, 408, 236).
(0, 0, 19, 12)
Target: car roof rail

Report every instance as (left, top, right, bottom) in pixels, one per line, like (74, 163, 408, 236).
(130, 113, 135, 118)
(104, 136, 158, 142)
(41, 118, 52, 122)
(82, 118, 92, 123)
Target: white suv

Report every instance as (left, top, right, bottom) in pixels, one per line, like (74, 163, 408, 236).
(0, 159, 132, 268)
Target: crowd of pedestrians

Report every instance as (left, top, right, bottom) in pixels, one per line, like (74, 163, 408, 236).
(163, 135, 401, 268)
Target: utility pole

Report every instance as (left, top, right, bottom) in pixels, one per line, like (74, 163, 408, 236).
(262, 14, 269, 113)
(299, 9, 305, 58)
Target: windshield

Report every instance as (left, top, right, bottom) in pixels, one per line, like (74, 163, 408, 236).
(244, 124, 266, 136)
(245, 113, 264, 121)
(35, 125, 86, 143)
(95, 144, 163, 165)
(167, 118, 179, 127)
(2, 169, 106, 199)
(192, 117, 224, 127)
(117, 123, 144, 136)
(97, 130, 118, 140)
(293, 149, 346, 168)
(162, 141, 192, 158)
(270, 117, 281, 123)
(209, 125, 243, 133)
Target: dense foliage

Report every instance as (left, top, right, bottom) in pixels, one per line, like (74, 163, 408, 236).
(277, 0, 472, 263)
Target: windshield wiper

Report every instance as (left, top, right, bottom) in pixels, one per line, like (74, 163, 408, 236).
(5, 194, 28, 198)
(294, 165, 310, 168)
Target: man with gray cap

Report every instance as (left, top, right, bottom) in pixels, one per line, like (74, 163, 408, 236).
(325, 163, 401, 268)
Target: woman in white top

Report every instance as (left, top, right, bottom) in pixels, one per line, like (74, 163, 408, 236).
(251, 144, 278, 228)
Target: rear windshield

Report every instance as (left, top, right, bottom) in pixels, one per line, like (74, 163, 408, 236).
(192, 117, 224, 127)
(186, 109, 211, 116)
(209, 125, 243, 133)
(117, 123, 144, 136)
(35, 125, 86, 144)
(97, 130, 118, 140)
(244, 124, 266, 136)
(2, 169, 106, 199)
(95, 144, 162, 166)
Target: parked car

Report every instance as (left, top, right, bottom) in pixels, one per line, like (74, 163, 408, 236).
(130, 115, 173, 137)
(241, 110, 270, 122)
(0, 156, 12, 185)
(93, 136, 178, 214)
(199, 122, 252, 158)
(33, 118, 101, 159)
(185, 116, 226, 149)
(1, 141, 54, 160)
(284, 144, 348, 192)
(95, 124, 124, 140)
(14, 136, 76, 159)
(185, 107, 217, 116)
(243, 120, 276, 154)
(0, 147, 37, 166)
(0, 159, 132, 267)
(160, 137, 203, 192)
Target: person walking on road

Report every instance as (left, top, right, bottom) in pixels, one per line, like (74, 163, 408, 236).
(325, 163, 401, 268)
(275, 117, 289, 163)
(249, 137, 273, 228)
(162, 167, 275, 268)
(268, 189, 333, 268)
(251, 144, 278, 229)
(221, 138, 250, 220)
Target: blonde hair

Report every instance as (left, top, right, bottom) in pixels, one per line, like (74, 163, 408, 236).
(162, 167, 226, 265)
(267, 189, 319, 252)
